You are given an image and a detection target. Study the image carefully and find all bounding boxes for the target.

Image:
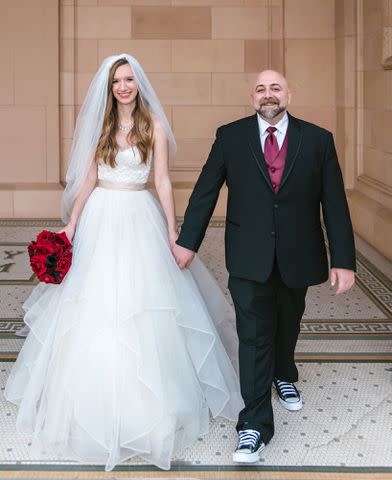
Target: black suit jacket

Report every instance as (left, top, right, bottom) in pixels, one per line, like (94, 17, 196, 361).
(176, 113, 356, 288)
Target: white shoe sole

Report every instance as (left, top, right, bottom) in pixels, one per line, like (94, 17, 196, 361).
(278, 396, 303, 411)
(232, 444, 265, 463)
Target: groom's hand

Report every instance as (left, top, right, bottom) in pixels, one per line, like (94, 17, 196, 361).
(330, 268, 355, 294)
(172, 244, 195, 269)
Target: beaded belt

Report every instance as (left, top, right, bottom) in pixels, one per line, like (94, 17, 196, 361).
(97, 180, 147, 191)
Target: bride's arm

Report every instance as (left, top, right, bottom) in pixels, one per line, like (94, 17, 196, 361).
(58, 159, 98, 242)
(153, 121, 178, 248)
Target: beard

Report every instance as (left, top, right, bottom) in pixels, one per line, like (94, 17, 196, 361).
(257, 103, 286, 120)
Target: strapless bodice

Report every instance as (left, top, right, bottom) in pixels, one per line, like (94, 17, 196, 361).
(98, 147, 151, 184)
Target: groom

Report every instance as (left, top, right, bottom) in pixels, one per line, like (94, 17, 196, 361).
(172, 70, 356, 462)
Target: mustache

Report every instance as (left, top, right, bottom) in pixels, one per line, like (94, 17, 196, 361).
(260, 98, 279, 105)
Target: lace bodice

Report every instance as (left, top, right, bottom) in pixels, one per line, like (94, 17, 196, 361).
(98, 147, 151, 184)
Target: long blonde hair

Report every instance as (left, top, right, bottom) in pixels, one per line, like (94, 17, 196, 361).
(95, 58, 154, 166)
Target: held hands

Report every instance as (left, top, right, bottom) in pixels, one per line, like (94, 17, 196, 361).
(57, 223, 76, 243)
(172, 243, 195, 269)
(330, 268, 355, 294)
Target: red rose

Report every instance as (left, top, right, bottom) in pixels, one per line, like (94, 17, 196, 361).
(55, 232, 72, 249)
(27, 241, 38, 258)
(30, 254, 48, 276)
(57, 254, 72, 274)
(42, 273, 56, 284)
(37, 244, 57, 256)
(37, 230, 54, 244)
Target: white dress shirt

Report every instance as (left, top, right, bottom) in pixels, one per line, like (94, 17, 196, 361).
(257, 113, 289, 153)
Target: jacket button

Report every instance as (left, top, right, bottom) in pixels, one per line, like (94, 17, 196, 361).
(271, 231, 276, 236)
(274, 204, 278, 208)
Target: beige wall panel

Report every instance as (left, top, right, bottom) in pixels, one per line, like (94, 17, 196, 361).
(284, 0, 335, 39)
(77, 0, 98, 5)
(173, 0, 244, 5)
(363, 33, 383, 71)
(148, 73, 211, 105)
(61, 106, 76, 140)
(244, 39, 284, 72)
(76, 73, 95, 105)
(348, 192, 376, 244)
(385, 0, 392, 25)
(285, 39, 335, 107)
(0, 192, 13, 217)
(61, 39, 74, 73)
(288, 106, 336, 135)
(363, 147, 387, 185)
(173, 106, 246, 139)
(172, 40, 244, 72)
(76, 6, 132, 39)
(212, 73, 256, 105)
(363, 0, 383, 35)
(61, 73, 76, 106)
(174, 138, 214, 168)
(98, 40, 171, 72)
(77, 39, 99, 73)
(335, 0, 356, 37)
(100, 0, 171, 4)
(370, 110, 392, 153)
(211, 7, 269, 39)
(363, 70, 389, 111)
(336, 107, 355, 187)
(0, 41, 13, 105)
(14, 40, 54, 106)
(385, 151, 392, 186)
(61, 139, 73, 183)
(0, 108, 46, 183)
(13, 190, 63, 218)
(174, 185, 228, 217)
(385, 71, 392, 111)
(46, 105, 60, 183)
(132, 7, 211, 39)
(362, 108, 375, 148)
(61, 5, 74, 39)
(374, 206, 392, 258)
(336, 36, 355, 108)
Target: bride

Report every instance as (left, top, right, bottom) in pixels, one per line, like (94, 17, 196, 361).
(4, 54, 243, 471)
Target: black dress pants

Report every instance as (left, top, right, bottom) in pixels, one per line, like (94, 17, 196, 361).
(228, 261, 307, 443)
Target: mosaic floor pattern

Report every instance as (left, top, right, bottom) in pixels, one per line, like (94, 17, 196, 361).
(0, 220, 391, 479)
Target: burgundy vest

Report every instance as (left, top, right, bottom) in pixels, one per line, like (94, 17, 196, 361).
(264, 131, 288, 193)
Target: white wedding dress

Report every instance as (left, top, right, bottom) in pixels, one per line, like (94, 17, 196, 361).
(5, 147, 243, 471)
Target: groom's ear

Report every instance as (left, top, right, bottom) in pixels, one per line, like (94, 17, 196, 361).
(287, 89, 292, 105)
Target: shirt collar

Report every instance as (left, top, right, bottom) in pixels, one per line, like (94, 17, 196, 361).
(257, 112, 288, 135)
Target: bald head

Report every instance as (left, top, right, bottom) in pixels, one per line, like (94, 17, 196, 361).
(251, 70, 291, 124)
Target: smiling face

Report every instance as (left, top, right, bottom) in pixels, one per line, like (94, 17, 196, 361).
(251, 70, 291, 124)
(111, 62, 138, 106)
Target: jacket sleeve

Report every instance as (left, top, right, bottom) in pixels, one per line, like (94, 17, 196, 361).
(321, 132, 356, 271)
(176, 127, 226, 252)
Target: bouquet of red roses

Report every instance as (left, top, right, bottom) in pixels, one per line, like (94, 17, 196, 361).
(28, 230, 73, 284)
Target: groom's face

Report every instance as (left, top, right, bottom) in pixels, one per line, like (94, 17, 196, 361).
(251, 71, 291, 123)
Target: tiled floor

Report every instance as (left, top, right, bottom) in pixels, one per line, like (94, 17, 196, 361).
(0, 220, 391, 478)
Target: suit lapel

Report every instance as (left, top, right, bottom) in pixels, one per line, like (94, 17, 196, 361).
(280, 113, 303, 190)
(246, 115, 274, 192)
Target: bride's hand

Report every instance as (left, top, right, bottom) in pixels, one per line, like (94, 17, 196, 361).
(168, 229, 179, 250)
(57, 223, 76, 243)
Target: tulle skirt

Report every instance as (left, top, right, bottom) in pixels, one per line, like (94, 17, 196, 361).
(5, 187, 243, 471)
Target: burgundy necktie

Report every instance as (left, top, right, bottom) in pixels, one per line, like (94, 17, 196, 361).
(264, 126, 279, 164)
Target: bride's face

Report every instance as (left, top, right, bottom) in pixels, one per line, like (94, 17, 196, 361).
(111, 63, 138, 105)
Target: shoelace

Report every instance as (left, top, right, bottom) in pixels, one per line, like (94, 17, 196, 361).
(275, 379, 298, 399)
(238, 429, 260, 449)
